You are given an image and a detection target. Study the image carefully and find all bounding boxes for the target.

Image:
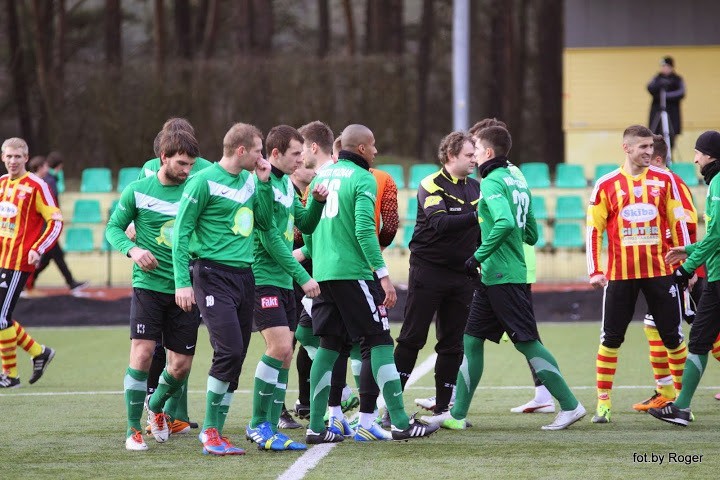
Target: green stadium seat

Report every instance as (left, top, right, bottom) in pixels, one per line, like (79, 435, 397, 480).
(532, 195, 548, 220)
(554, 195, 585, 220)
(402, 223, 415, 249)
(409, 163, 438, 189)
(555, 164, 587, 188)
(406, 196, 418, 220)
(375, 164, 406, 189)
(594, 163, 618, 183)
(671, 162, 700, 187)
(101, 235, 112, 252)
(80, 168, 113, 193)
(55, 170, 65, 194)
(117, 167, 142, 192)
(64, 227, 95, 252)
(535, 222, 546, 248)
(519, 162, 550, 188)
(72, 199, 103, 224)
(553, 222, 584, 249)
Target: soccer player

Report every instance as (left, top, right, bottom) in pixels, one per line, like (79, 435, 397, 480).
(437, 126, 585, 431)
(0, 138, 60, 389)
(587, 125, 690, 424)
(633, 134, 702, 411)
(649, 130, 720, 426)
(173, 122, 273, 456)
(106, 129, 201, 451)
(245, 125, 327, 451)
(301, 124, 438, 443)
(393, 130, 479, 422)
(138, 118, 213, 180)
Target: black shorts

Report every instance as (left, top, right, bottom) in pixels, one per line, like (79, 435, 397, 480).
(601, 276, 683, 349)
(688, 280, 720, 354)
(130, 288, 201, 355)
(312, 279, 390, 340)
(192, 259, 255, 383)
(254, 285, 297, 331)
(0, 269, 30, 330)
(464, 283, 539, 344)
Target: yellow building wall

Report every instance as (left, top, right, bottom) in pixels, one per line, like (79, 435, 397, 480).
(564, 46, 720, 180)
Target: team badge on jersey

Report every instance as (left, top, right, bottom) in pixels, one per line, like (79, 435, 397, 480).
(633, 186, 643, 197)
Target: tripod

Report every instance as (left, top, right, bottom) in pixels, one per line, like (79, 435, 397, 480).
(649, 89, 675, 165)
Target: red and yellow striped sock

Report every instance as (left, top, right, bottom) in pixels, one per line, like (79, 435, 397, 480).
(711, 334, 720, 363)
(13, 321, 42, 357)
(0, 326, 18, 378)
(667, 340, 688, 395)
(643, 326, 675, 399)
(596, 345, 618, 407)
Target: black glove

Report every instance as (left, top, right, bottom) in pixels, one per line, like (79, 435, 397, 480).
(673, 266, 692, 289)
(464, 256, 480, 279)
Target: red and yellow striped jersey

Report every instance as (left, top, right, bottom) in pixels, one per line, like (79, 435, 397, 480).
(0, 173, 63, 272)
(586, 165, 689, 280)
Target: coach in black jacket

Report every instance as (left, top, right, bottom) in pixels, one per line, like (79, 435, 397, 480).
(648, 56, 685, 148)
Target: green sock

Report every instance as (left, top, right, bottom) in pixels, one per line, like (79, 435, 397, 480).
(350, 343, 362, 389)
(371, 344, 409, 429)
(203, 376, 229, 431)
(309, 347, 339, 432)
(295, 325, 320, 360)
(251, 354, 283, 428)
(124, 367, 148, 437)
(149, 369, 185, 413)
(164, 377, 189, 422)
(217, 391, 234, 434)
(450, 334, 484, 420)
(269, 368, 289, 432)
(515, 340, 578, 411)
(675, 353, 707, 409)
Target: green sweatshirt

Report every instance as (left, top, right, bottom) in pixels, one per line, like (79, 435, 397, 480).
(252, 169, 324, 289)
(683, 173, 720, 281)
(473, 165, 538, 285)
(508, 164, 537, 284)
(172, 162, 273, 288)
(105, 175, 183, 294)
(303, 157, 386, 281)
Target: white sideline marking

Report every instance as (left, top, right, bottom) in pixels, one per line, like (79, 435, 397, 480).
(276, 353, 439, 480)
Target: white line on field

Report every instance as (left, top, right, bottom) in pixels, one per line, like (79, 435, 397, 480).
(276, 353, 439, 480)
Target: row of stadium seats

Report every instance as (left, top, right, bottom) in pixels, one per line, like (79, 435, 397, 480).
(78, 167, 142, 193)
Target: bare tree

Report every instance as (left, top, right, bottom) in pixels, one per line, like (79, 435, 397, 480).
(416, 0, 433, 159)
(174, 0, 193, 59)
(105, 0, 122, 66)
(365, 0, 404, 54)
(237, 0, 273, 55)
(341, 0, 356, 55)
(55, 0, 66, 87)
(30, 0, 56, 151)
(317, 0, 329, 58)
(200, 0, 219, 58)
(6, 0, 34, 145)
(154, 0, 166, 77)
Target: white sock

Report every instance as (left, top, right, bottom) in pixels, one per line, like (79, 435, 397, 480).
(341, 384, 352, 402)
(329, 405, 343, 419)
(533, 385, 552, 404)
(359, 412, 376, 429)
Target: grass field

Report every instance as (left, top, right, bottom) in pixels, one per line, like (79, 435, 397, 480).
(2, 322, 719, 479)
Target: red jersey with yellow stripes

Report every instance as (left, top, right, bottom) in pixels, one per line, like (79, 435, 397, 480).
(0, 173, 63, 272)
(586, 165, 689, 280)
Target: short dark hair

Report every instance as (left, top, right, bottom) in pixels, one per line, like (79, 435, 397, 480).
(476, 126, 512, 157)
(266, 125, 304, 156)
(652, 134, 668, 163)
(298, 121, 334, 154)
(438, 131, 472, 165)
(469, 118, 507, 138)
(623, 124, 654, 140)
(46, 151, 64, 169)
(28, 156, 47, 173)
(159, 129, 200, 158)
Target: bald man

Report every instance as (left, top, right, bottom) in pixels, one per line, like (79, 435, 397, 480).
(299, 124, 437, 443)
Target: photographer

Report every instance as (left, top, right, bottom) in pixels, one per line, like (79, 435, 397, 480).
(648, 56, 685, 149)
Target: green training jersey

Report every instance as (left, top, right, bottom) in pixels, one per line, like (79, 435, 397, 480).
(139, 157, 213, 179)
(304, 157, 386, 281)
(473, 164, 538, 285)
(508, 164, 537, 284)
(105, 175, 184, 294)
(172, 162, 273, 288)
(252, 170, 324, 289)
(683, 173, 720, 281)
